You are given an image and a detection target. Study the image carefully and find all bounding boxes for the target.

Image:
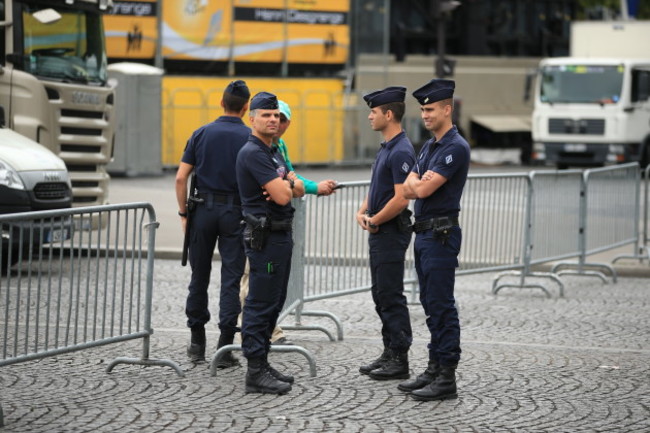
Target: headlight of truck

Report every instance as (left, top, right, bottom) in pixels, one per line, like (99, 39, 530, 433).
(0, 159, 26, 190)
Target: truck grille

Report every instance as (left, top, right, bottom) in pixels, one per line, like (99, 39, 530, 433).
(549, 118, 605, 135)
(33, 182, 71, 200)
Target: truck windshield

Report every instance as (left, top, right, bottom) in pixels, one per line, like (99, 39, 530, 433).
(540, 64, 624, 104)
(20, 3, 108, 85)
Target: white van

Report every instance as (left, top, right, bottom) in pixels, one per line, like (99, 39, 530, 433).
(0, 111, 72, 270)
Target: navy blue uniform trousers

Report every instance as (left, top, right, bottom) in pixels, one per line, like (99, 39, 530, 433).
(242, 230, 292, 359)
(414, 225, 462, 366)
(368, 221, 413, 353)
(186, 197, 245, 337)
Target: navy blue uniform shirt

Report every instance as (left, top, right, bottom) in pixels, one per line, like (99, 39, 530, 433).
(412, 125, 470, 220)
(181, 116, 250, 194)
(236, 135, 294, 220)
(367, 131, 416, 214)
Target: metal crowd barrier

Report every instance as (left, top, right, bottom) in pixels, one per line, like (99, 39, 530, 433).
(551, 163, 640, 282)
(1, 203, 182, 427)
(493, 170, 584, 296)
(612, 164, 650, 264)
(275, 164, 645, 336)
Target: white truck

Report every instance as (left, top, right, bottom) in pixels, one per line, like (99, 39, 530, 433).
(0, 108, 72, 271)
(531, 21, 650, 168)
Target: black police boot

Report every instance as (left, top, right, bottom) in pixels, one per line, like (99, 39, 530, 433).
(359, 348, 391, 375)
(187, 325, 206, 363)
(410, 365, 458, 401)
(264, 355, 294, 384)
(397, 360, 439, 392)
(245, 357, 292, 395)
(215, 333, 240, 369)
(368, 351, 409, 380)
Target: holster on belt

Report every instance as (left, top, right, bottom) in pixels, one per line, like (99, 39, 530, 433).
(242, 214, 270, 251)
(396, 208, 413, 233)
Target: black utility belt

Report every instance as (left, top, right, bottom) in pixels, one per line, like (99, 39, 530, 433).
(268, 219, 293, 231)
(413, 216, 459, 233)
(197, 192, 241, 205)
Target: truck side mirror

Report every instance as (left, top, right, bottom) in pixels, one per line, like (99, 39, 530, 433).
(524, 69, 538, 102)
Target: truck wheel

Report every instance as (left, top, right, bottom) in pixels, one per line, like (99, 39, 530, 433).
(640, 142, 650, 170)
(1, 246, 19, 275)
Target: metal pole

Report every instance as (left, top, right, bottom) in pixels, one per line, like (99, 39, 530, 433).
(154, 0, 163, 69)
(620, 0, 629, 20)
(228, 0, 235, 76)
(436, 1, 445, 78)
(281, 0, 288, 77)
(382, 0, 390, 86)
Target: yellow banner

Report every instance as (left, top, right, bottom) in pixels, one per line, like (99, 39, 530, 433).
(104, 0, 158, 59)
(145, 0, 349, 64)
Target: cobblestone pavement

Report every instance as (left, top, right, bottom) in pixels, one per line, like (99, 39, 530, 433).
(2, 257, 649, 432)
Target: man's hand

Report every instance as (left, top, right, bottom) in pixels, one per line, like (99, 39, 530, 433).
(317, 179, 337, 196)
(421, 170, 435, 181)
(364, 215, 379, 234)
(356, 212, 368, 230)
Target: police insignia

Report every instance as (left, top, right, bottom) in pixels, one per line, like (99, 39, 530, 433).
(446, 154, 453, 164)
(401, 162, 410, 173)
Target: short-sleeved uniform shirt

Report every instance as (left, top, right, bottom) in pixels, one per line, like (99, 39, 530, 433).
(367, 131, 416, 214)
(236, 135, 294, 220)
(412, 126, 470, 220)
(181, 116, 251, 194)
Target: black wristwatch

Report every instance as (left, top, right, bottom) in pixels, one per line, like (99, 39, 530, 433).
(287, 178, 295, 189)
(178, 211, 188, 217)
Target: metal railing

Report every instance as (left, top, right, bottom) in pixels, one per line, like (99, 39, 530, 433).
(1, 203, 183, 427)
(273, 164, 645, 345)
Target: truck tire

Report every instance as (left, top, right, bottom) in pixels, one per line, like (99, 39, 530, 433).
(640, 140, 650, 170)
(1, 246, 19, 274)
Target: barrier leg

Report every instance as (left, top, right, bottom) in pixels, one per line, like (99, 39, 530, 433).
(551, 261, 616, 283)
(106, 335, 184, 377)
(210, 344, 317, 377)
(492, 270, 565, 298)
(1, 403, 4, 427)
(284, 309, 344, 341)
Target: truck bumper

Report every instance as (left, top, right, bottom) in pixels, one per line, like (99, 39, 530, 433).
(532, 142, 640, 167)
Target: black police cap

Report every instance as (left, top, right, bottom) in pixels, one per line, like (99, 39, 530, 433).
(412, 79, 455, 105)
(225, 79, 250, 99)
(250, 91, 279, 110)
(363, 86, 406, 108)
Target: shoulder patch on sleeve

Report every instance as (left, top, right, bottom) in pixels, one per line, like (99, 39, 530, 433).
(401, 162, 410, 173)
(445, 154, 453, 165)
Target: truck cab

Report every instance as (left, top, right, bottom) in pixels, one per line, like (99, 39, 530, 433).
(531, 58, 650, 168)
(0, 0, 115, 205)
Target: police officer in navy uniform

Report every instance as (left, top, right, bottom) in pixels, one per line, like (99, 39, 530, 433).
(235, 91, 305, 395)
(401, 79, 470, 401)
(356, 86, 416, 381)
(175, 80, 251, 366)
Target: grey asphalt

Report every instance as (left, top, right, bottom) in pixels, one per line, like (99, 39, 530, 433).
(2, 167, 650, 432)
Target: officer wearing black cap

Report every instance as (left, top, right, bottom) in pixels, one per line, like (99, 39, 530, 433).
(235, 91, 305, 395)
(401, 79, 470, 401)
(175, 79, 251, 366)
(356, 86, 416, 381)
